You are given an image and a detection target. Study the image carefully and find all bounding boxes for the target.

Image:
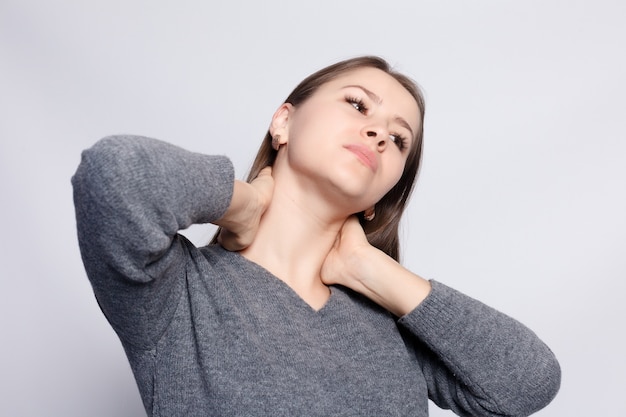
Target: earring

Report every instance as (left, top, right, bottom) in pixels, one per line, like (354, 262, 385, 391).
(364, 207, 375, 221)
(271, 135, 281, 151)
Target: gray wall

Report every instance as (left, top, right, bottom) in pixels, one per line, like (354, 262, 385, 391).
(1, 1, 624, 415)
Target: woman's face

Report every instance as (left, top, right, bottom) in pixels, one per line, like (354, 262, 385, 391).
(273, 67, 421, 214)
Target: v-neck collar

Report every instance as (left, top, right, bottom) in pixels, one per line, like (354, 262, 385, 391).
(225, 249, 336, 315)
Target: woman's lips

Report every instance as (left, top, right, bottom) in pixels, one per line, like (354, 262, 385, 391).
(344, 144, 378, 172)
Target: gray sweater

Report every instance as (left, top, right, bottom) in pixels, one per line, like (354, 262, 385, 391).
(72, 135, 560, 417)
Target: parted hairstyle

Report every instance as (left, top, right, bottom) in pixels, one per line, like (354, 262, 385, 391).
(214, 56, 425, 262)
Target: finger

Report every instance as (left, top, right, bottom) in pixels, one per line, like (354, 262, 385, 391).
(342, 215, 363, 233)
(339, 215, 368, 245)
(217, 230, 245, 252)
(257, 166, 273, 178)
(252, 166, 275, 205)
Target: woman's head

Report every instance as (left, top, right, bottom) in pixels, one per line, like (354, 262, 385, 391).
(247, 56, 425, 261)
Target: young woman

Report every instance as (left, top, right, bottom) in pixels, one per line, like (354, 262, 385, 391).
(73, 56, 560, 416)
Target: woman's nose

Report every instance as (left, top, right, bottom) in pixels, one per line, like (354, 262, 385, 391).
(366, 130, 387, 150)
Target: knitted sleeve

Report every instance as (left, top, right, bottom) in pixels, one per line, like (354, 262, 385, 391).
(398, 280, 561, 417)
(72, 135, 234, 348)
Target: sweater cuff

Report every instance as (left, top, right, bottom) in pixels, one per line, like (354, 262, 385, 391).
(397, 280, 484, 346)
(192, 154, 235, 225)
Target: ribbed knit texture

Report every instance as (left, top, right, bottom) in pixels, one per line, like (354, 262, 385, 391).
(73, 135, 560, 416)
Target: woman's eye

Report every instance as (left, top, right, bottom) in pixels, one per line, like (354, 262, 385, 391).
(390, 134, 408, 151)
(346, 96, 367, 114)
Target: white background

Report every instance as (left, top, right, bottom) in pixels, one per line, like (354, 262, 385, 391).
(1, 1, 625, 416)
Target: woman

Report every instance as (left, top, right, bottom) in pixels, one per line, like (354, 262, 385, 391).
(73, 56, 560, 416)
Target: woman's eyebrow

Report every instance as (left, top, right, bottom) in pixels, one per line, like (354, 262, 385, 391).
(394, 116, 415, 139)
(343, 84, 382, 104)
(342, 84, 415, 138)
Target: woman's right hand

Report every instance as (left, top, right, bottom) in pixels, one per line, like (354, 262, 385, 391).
(215, 166, 274, 251)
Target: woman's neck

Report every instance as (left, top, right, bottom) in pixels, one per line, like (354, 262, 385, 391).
(239, 184, 345, 308)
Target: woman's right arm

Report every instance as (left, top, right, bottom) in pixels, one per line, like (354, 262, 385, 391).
(72, 135, 235, 348)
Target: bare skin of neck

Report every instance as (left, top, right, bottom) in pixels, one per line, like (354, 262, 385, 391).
(239, 176, 349, 311)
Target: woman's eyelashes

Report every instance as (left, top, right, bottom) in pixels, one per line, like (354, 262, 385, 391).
(389, 133, 408, 151)
(346, 96, 368, 114)
(345, 96, 408, 151)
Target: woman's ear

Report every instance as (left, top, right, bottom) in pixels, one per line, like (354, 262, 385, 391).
(269, 103, 293, 146)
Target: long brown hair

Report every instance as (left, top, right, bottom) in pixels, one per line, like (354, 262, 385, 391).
(214, 56, 425, 261)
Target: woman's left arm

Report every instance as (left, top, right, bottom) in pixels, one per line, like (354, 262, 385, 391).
(322, 217, 561, 416)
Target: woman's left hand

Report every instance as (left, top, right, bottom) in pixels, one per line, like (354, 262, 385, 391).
(321, 216, 432, 317)
(320, 216, 372, 290)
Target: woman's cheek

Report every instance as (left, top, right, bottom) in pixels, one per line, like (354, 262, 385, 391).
(387, 159, 406, 189)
